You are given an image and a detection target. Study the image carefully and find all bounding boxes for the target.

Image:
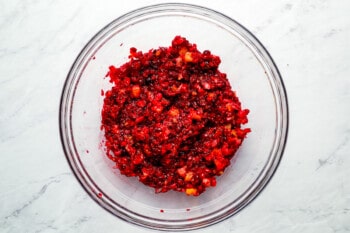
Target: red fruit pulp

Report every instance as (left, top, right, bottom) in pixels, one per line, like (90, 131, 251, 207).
(101, 36, 250, 196)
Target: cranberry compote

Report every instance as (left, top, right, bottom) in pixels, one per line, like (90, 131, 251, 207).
(101, 36, 250, 196)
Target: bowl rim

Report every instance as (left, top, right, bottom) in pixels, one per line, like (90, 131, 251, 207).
(59, 2, 289, 231)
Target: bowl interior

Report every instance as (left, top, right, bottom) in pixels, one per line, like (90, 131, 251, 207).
(61, 4, 287, 230)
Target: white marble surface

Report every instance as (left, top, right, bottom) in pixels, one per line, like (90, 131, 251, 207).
(1, 0, 349, 232)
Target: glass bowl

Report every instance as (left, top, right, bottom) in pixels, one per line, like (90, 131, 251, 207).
(59, 3, 288, 231)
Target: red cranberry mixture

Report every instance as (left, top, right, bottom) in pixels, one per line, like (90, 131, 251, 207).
(101, 36, 250, 196)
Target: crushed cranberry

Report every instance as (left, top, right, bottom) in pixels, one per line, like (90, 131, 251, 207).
(101, 36, 250, 196)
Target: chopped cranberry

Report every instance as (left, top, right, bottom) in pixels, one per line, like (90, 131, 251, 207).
(101, 36, 250, 196)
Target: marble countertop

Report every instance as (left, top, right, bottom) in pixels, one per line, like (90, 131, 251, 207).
(1, 0, 349, 232)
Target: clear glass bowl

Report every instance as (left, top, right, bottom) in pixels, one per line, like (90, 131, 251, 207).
(59, 3, 288, 231)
